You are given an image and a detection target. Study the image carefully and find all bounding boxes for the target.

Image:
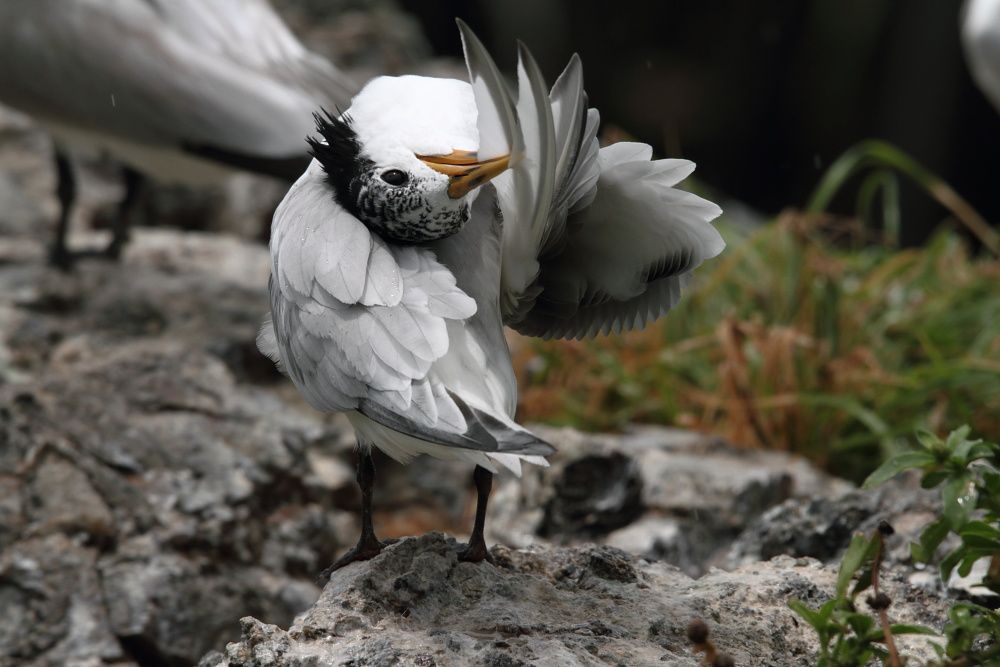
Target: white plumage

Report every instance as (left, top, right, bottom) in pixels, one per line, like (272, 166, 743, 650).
(0, 0, 355, 182)
(260, 22, 723, 567)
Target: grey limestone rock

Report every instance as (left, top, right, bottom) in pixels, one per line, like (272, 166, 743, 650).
(206, 533, 947, 667)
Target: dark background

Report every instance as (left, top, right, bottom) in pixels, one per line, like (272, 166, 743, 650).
(401, 0, 999, 245)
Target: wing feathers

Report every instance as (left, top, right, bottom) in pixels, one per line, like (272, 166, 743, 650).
(266, 168, 554, 456)
(457, 19, 519, 161)
(469, 44, 723, 339)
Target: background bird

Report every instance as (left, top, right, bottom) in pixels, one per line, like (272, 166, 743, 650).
(962, 0, 1000, 114)
(258, 21, 724, 570)
(0, 0, 356, 268)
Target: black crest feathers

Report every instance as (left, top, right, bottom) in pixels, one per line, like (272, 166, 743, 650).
(306, 109, 370, 214)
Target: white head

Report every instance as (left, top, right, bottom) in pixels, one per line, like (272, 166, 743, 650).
(307, 76, 509, 243)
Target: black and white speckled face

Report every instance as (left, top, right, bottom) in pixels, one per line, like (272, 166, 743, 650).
(308, 110, 474, 245)
(347, 162, 470, 244)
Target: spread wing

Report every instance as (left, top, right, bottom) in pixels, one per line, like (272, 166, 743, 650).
(0, 0, 356, 173)
(259, 163, 552, 457)
(458, 21, 724, 340)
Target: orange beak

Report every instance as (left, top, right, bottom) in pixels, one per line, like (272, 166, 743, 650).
(416, 150, 511, 199)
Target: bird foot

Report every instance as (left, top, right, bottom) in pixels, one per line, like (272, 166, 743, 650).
(318, 536, 386, 581)
(458, 539, 495, 565)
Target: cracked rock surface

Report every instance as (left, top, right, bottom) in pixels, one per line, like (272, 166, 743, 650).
(0, 230, 941, 665)
(0, 232, 356, 666)
(203, 533, 947, 667)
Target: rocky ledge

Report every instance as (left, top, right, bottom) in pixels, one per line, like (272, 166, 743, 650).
(202, 533, 946, 667)
(0, 229, 962, 666)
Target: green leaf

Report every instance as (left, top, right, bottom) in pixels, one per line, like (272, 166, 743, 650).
(789, 599, 823, 631)
(915, 429, 943, 451)
(843, 611, 876, 637)
(965, 442, 996, 464)
(862, 451, 936, 489)
(940, 546, 964, 582)
(852, 566, 874, 598)
(958, 521, 1000, 540)
(837, 534, 875, 598)
(941, 474, 978, 528)
(920, 469, 949, 489)
(955, 549, 995, 579)
(960, 534, 1000, 551)
(945, 425, 973, 451)
(887, 623, 939, 636)
(911, 518, 950, 563)
(816, 599, 838, 625)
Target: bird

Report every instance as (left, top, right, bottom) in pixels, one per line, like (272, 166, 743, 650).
(0, 0, 356, 268)
(257, 20, 725, 570)
(962, 0, 1000, 113)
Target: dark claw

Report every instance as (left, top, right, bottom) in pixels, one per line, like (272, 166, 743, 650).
(458, 539, 495, 565)
(318, 537, 385, 582)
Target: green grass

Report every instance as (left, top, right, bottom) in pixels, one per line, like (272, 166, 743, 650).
(514, 142, 1000, 482)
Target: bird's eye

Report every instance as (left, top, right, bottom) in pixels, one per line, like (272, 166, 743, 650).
(380, 169, 409, 186)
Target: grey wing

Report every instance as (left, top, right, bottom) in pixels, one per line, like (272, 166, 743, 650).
(261, 165, 551, 457)
(459, 22, 724, 340)
(0, 0, 355, 169)
(144, 0, 356, 110)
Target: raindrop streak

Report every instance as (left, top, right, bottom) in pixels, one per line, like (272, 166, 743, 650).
(110, 93, 116, 107)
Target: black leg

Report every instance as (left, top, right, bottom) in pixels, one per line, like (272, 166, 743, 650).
(48, 148, 76, 270)
(459, 465, 495, 564)
(104, 166, 143, 260)
(319, 449, 385, 578)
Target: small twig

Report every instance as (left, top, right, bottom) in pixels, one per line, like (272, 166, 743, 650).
(869, 521, 901, 667)
(687, 619, 735, 667)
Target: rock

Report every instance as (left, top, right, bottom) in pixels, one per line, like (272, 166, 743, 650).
(725, 475, 940, 575)
(0, 62, 952, 663)
(206, 533, 947, 667)
(725, 474, 1000, 605)
(0, 341, 357, 665)
(487, 426, 852, 576)
(536, 451, 644, 539)
(0, 229, 367, 666)
(0, 229, 271, 381)
(271, 0, 437, 83)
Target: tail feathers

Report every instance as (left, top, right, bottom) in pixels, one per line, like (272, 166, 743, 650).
(358, 391, 554, 459)
(450, 392, 556, 457)
(486, 452, 551, 477)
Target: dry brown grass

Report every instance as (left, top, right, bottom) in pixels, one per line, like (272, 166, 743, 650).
(511, 212, 1000, 480)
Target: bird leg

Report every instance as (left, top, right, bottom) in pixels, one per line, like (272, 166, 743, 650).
(48, 148, 76, 270)
(320, 449, 384, 578)
(104, 166, 143, 260)
(459, 465, 495, 564)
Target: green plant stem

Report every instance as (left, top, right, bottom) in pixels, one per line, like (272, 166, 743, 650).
(807, 140, 1000, 256)
(942, 642, 1000, 667)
